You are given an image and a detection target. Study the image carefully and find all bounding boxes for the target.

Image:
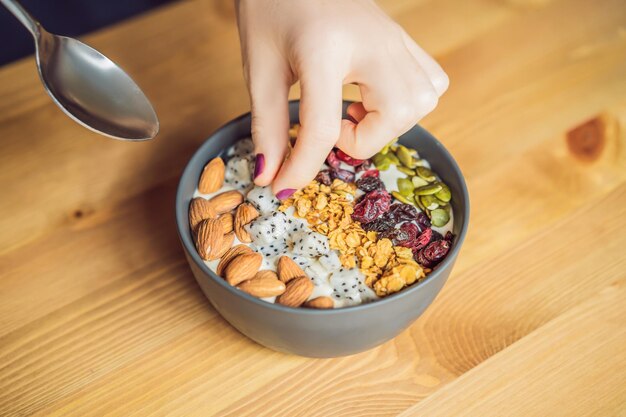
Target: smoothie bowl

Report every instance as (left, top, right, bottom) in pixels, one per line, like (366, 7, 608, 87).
(175, 101, 469, 357)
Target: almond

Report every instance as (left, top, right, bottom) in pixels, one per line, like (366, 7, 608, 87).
(198, 157, 225, 194)
(210, 231, 235, 261)
(234, 203, 259, 243)
(216, 244, 253, 277)
(189, 197, 217, 231)
(210, 190, 244, 214)
(218, 212, 234, 234)
(195, 218, 224, 260)
(224, 252, 263, 286)
(276, 276, 313, 307)
(237, 271, 286, 297)
(304, 296, 334, 309)
(277, 256, 307, 283)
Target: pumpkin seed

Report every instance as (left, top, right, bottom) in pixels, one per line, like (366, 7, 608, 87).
(430, 208, 450, 227)
(397, 178, 414, 197)
(413, 159, 428, 167)
(416, 166, 436, 182)
(415, 197, 428, 213)
(397, 166, 416, 176)
(411, 176, 429, 188)
(392, 191, 414, 205)
(382, 138, 399, 154)
(396, 145, 417, 168)
(372, 153, 391, 170)
(386, 152, 400, 165)
(414, 183, 443, 196)
(420, 195, 440, 210)
(435, 182, 451, 202)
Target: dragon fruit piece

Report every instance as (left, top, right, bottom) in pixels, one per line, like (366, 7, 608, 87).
(319, 251, 342, 271)
(253, 236, 288, 257)
(224, 156, 253, 190)
(358, 284, 378, 303)
(290, 230, 330, 257)
(329, 268, 379, 307)
(305, 262, 334, 299)
(329, 268, 366, 307)
(288, 254, 313, 269)
(305, 261, 328, 280)
(228, 138, 254, 158)
(246, 186, 280, 215)
(245, 212, 289, 246)
(286, 213, 308, 233)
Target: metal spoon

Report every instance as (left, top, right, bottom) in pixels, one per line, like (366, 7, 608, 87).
(1, 0, 159, 141)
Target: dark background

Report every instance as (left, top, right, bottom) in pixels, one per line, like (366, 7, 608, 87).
(0, 0, 175, 65)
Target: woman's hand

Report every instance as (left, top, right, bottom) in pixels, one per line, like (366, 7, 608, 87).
(236, 0, 448, 199)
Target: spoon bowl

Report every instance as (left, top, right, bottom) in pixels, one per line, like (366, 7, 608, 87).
(36, 31, 159, 140)
(2, 0, 159, 141)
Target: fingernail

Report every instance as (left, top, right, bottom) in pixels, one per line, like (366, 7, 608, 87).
(276, 188, 296, 200)
(254, 153, 265, 179)
(345, 114, 358, 124)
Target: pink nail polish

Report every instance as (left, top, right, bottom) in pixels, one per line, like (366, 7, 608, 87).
(254, 153, 265, 179)
(276, 188, 296, 200)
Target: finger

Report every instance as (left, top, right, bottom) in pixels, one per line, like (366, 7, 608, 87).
(401, 31, 449, 96)
(247, 53, 292, 186)
(337, 71, 438, 159)
(346, 102, 367, 122)
(272, 71, 343, 197)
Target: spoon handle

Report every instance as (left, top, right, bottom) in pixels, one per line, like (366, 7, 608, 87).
(0, 0, 41, 38)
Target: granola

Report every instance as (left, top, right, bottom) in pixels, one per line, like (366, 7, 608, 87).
(280, 179, 427, 296)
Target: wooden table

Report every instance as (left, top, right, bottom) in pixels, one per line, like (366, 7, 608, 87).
(1, 0, 625, 415)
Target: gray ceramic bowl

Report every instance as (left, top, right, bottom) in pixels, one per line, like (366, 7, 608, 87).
(176, 101, 469, 357)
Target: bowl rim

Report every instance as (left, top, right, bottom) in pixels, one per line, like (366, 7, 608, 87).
(175, 100, 470, 315)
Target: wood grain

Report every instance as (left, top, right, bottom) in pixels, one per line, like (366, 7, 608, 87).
(1, 0, 625, 415)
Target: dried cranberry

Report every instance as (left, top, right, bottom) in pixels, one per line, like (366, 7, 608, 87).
(377, 227, 398, 239)
(445, 231, 455, 242)
(413, 228, 433, 251)
(330, 168, 355, 183)
(315, 170, 332, 186)
(355, 160, 373, 173)
(360, 169, 379, 178)
(416, 212, 431, 230)
(336, 149, 366, 166)
(352, 190, 392, 224)
(422, 240, 451, 265)
(356, 176, 384, 192)
(414, 248, 433, 268)
(387, 204, 418, 224)
(326, 150, 341, 169)
(361, 218, 395, 233)
(430, 230, 443, 243)
(394, 223, 419, 247)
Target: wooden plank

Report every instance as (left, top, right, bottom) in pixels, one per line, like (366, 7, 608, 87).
(398, 283, 626, 417)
